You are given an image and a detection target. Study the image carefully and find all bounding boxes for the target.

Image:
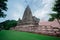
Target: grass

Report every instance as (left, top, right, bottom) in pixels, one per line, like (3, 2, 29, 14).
(0, 30, 60, 40)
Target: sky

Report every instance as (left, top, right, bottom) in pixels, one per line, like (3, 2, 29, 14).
(0, 0, 55, 22)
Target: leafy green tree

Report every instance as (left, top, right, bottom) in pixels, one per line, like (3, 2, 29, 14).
(0, 0, 7, 30)
(0, 20, 17, 30)
(0, 0, 8, 18)
(0, 0, 8, 31)
(49, 0, 60, 24)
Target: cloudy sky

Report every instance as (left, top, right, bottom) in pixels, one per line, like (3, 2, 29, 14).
(0, 0, 55, 22)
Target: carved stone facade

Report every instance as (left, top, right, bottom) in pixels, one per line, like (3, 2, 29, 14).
(10, 6, 60, 36)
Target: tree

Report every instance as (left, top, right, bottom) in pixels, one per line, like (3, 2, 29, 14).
(49, 0, 60, 24)
(0, 0, 8, 18)
(0, 20, 17, 30)
(0, 0, 8, 31)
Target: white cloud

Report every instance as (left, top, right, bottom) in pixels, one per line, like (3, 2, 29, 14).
(10, 3, 25, 20)
(11, 12, 20, 20)
(34, 0, 55, 21)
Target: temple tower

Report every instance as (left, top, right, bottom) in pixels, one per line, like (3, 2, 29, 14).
(22, 6, 34, 24)
(17, 5, 40, 25)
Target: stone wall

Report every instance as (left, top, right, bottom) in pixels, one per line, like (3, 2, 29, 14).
(10, 25, 60, 36)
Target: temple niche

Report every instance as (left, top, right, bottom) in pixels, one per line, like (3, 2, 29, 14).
(17, 5, 40, 26)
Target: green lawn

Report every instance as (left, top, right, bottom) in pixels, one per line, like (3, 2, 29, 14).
(0, 30, 60, 40)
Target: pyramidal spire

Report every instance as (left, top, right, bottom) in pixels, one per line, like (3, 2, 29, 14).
(25, 5, 31, 11)
(22, 5, 33, 24)
(24, 5, 32, 14)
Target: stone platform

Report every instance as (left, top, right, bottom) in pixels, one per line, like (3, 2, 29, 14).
(10, 25, 60, 36)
